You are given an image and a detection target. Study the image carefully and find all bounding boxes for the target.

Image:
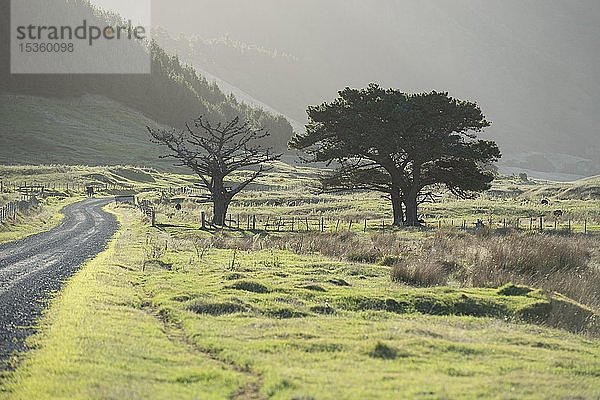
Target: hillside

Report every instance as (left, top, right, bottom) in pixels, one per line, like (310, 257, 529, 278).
(0, 94, 173, 168)
(0, 0, 294, 156)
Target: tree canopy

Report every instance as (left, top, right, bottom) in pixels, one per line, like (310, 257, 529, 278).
(290, 84, 501, 226)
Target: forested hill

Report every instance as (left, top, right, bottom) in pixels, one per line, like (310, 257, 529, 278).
(0, 0, 294, 154)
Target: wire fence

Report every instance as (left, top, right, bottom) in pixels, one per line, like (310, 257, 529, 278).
(0, 197, 40, 224)
(186, 213, 597, 234)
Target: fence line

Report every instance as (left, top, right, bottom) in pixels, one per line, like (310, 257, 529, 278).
(192, 211, 600, 234)
(0, 180, 135, 193)
(0, 197, 40, 224)
(187, 213, 595, 234)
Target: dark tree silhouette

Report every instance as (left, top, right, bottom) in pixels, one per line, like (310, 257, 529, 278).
(149, 116, 281, 226)
(290, 84, 501, 226)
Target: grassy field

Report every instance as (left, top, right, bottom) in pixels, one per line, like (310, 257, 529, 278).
(0, 95, 173, 169)
(1, 205, 599, 399)
(1, 165, 599, 398)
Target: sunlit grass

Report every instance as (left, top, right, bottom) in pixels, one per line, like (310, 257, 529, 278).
(3, 206, 599, 399)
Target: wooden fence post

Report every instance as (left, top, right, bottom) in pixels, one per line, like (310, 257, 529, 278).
(201, 211, 206, 229)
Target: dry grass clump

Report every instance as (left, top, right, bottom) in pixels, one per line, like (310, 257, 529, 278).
(391, 259, 458, 287)
(196, 231, 416, 264)
(408, 231, 600, 309)
(182, 229, 599, 309)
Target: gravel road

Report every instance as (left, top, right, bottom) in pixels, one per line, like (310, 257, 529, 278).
(0, 198, 118, 369)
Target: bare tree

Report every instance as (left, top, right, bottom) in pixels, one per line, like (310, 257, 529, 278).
(148, 116, 282, 226)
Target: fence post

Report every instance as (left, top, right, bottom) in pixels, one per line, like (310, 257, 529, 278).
(363, 219, 367, 232)
(539, 216, 543, 232)
(201, 211, 206, 229)
(252, 215, 256, 231)
(584, 219, 587, 234)
(320, 217, 324, 232)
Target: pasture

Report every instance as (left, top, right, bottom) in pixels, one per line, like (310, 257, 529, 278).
(0, 164, 599, 398)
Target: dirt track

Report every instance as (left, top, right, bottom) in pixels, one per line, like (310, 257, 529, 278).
(0, 198, 117, 369)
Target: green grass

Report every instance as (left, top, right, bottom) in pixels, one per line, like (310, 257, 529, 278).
(0, 196, 82, 244)
(0, 206, 245, 399)
(0, 95, 172, 168)
(2, 206, 599, 399)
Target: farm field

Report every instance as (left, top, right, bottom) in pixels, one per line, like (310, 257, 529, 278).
(0, 165, 599, 398)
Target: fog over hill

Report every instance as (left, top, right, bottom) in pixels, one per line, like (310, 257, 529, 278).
(141, 0, 600, 179)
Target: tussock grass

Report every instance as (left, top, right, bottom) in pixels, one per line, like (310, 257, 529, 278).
(191, 229, 600, 310)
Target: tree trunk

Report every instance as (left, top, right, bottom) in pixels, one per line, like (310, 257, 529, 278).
(404, 192, 419, 226)
(390, 190, 404, 226)
(212, 193, 230, 226)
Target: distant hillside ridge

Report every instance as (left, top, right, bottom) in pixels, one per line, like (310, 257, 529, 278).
(0, 0, 294, 153)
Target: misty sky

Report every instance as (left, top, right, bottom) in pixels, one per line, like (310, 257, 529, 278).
(91, 0, 600, 161)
